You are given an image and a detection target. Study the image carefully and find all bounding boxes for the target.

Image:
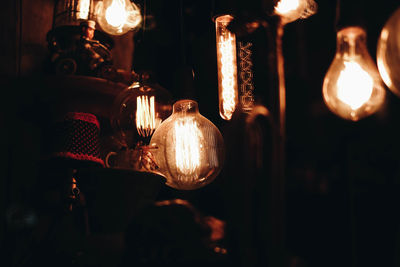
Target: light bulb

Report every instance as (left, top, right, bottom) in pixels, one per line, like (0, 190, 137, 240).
(322, 26, 386, 121)
(215, 15, 239, 121)
(111, 81, 173, 149)
(96, 0, 141, 35)
(77, 0, 91, 20)
(150, 100, 225, 190)
(274, 0, 317, 24)
(377, 8, 400, 97)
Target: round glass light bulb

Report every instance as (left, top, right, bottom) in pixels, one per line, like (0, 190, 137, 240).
(150, 100, 225, 190)
(377, 8, 400, 98)
(274, 0, 317, 24)
(96, 0, 142, 36)
(322, 26, 386, 121)
(111, 81, 173, 149)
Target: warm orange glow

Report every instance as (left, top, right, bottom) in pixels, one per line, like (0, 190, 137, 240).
(322, 26, 385, 121)
(77, 0, 90, 19)
(136, 95, 157, 138)
(174, 119, 201, 175)
(215, 15, 238, 121)
(275, 0, 301, 15)
(105, 0, 128, 28)
(337, 61, 373, 110)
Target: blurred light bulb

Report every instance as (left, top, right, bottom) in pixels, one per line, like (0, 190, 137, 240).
(377, 8, 400, 97)
(215, 15, 238, 121)
(323, 27, 386, 121)
(77, 0, 91, 20)
(150, 100, 225, 190)
(111, 81, 173, 149)
(275, 0, 301, 14)
(106, 0, 128, 27)
(97, 0, 141, 35)
(274, 0, 317, 24)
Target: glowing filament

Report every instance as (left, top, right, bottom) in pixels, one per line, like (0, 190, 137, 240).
(105, 0, 127, 28)
(136, 96, 156, 137)
(174, 120, 201, 175)
(77, 0, 90, 19)
(275, 0, 301, 15)
(219, 34, 237, 119)
(337, 61, 373, 110)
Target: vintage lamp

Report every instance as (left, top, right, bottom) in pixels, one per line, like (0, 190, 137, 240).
(377, 7, 400, 98)
(322, 26, 386, 121)
(150, 100, 225, 190)
(109, 81, 173, 171)
(215, 15, 239, 121)
(96, 0, 142, 35)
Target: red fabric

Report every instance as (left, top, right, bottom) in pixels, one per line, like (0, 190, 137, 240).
(52, 112, 104, 167)
(64, 112, 100, 128)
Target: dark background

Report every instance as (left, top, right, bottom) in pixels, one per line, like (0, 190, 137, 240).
(1, 0, 400, 267)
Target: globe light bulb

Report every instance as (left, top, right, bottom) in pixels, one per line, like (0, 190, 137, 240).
(150, 100, 225, 190)
(322, 26, 386, 121)
(111, 81, 173, 149)
(274, 0, 317, 24)
(377, 7, 400, 98)
(215, 15, 239, 121)
(96, 0, 141, 35)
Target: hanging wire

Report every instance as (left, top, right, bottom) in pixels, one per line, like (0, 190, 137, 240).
(141, 0, 147, 43)
(179, 0, 187, 66)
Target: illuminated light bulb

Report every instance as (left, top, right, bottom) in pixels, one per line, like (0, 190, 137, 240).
(111, 81, 173, 149)
(150, 100, 225, 190)
(215, 15, 239, 121)
(323, 26, 386, 121)
(377, 8, 400, 97)
(77, 0, 91, 20)
(274, 0, 317, 24)
(97, 0, 141, 35)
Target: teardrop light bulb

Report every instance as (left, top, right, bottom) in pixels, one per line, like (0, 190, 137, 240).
(97, 0, 142, 35)
(322, 26, 386, 121)
(150, 100, 225, 190)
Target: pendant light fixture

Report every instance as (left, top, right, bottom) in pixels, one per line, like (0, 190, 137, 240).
(322, 1, 385, 121)
(215, 14, 239, 121)
(150, 100, 225, 190)
(146, 0, 225, 190)
(108, 79, 173, 171)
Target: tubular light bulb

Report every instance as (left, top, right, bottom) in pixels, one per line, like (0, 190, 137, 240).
(215, 15, 238, 121)
(322, 27, 385, 121)
(97, 0, 141, 35)
(377, 8, 400, 97)
(150, 100, 225, 190)
(111, 82, 173, 149)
